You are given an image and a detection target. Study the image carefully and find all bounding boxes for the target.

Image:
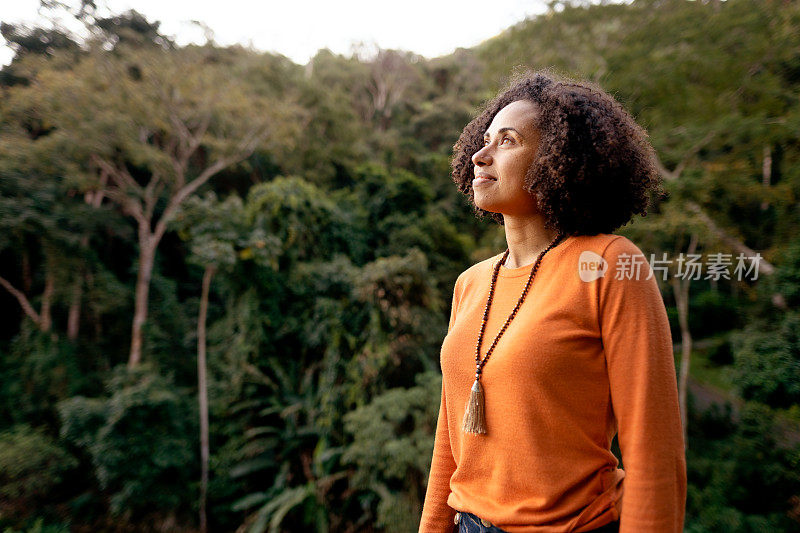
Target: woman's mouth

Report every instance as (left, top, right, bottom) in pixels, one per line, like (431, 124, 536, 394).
(473, 174, 497, 187)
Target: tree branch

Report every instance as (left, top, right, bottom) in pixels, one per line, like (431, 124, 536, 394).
(154, 124, 268, 242)
(143, 171, 163, 222)
(167, 107, 212, 188)
(683, 203, 775, 275)
(656, 130, 716, 181)
(0, 275, 41, 326)
(91, 155, 147, 224)
(153, 154, 238, 242)
(84, 167, 109, 207)
(91, 155, 142, 194)
(654, 140, 775, 275)
(102, 184, 146, 224)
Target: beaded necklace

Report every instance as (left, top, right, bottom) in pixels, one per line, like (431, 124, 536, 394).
(462, 232, 565, 435)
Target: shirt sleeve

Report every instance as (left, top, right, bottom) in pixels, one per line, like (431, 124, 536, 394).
(598, 237, 687, 533)
(418, 277, 461, 532)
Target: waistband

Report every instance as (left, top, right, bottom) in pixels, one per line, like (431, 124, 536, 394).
(453, 510, 620, 532)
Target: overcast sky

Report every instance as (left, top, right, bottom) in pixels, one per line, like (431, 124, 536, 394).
(1, 1, 551, 66)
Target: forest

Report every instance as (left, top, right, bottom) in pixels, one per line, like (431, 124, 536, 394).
(0, 0, 799, 531)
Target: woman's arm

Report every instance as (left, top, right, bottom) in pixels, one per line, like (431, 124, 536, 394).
(419, 380, 458, 532)
(599, 236, 687, 533)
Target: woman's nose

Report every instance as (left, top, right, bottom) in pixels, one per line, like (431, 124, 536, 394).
(472, 145, 492, 167)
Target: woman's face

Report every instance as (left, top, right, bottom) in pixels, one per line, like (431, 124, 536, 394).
(471, 99, 541, 217)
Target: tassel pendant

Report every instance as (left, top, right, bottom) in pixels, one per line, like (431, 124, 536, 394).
(462, 378, 487, 435)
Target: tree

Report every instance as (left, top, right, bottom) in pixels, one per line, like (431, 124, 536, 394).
(173, 192, 279, 533)
(0, 171, 92, 336)
(2, 42, 297, 367)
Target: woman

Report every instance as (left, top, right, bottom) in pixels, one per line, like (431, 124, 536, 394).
(419, 71, 686, 533)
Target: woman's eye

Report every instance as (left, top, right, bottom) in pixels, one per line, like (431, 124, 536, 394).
(483, 137, 512, 146)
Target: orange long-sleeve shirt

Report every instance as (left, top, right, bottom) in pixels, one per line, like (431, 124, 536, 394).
(419, 234, 686, 533)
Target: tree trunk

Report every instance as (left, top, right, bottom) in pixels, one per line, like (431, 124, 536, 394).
(67, 274, 83, 341)
(761, 144, 772, 211)
(671, 234, 697, 450)
(672, 275, 691, 451)
(197, 264, 215, 533)
(40, 267, 55, 333)
(129, 238, 156, 368)
(68, 210, 100, 341)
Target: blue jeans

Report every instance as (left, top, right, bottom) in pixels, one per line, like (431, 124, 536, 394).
(453, 510, 620, 533)
(454, 511, 507, 532)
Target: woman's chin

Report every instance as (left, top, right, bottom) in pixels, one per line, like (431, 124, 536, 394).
(474, 197, 502, 214)
(475, 203, 499, 214)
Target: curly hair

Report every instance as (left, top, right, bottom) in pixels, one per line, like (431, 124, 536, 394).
(451, 69, 665, 235)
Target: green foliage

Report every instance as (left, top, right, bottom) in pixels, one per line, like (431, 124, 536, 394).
(685, 402, 800, 532)
(2, 42, 292, 177)
(1, 517, 70, 533)
(689, 289, 743, 337)
(222, 357, 335, 533)
(93, 9, 172, 49)
(477, 1, 627, 83)
(772, 238, 800, 309)
(244, 176, 361, 266)
(707, 337, 734, 367)
(142, 264, 190, 352)
(732, 312, 800, 408)
(233, 484, 319, 533)
(0, 424, 77, 503)
(174, 192, 282, 271)
(0, 22, 80, 59)
(354, 164, 432, 222)
(287, 58, 366, 185)
(57, 364, 197, 518)
(342, 371, 442, 532)
(211, 229, 447, 530)
(0, 326, 87, 428)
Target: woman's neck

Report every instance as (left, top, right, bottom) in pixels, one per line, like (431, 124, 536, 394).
(501, 213, 560, 269)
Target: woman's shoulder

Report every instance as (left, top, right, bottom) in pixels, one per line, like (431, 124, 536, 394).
(454, 252, 503, 287)
(565, 233, 649, 263)
(568, 232, 637, 253)
(567, 233, 651, 280)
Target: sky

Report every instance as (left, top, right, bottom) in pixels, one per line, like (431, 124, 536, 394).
(0, 0, 550, 66)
